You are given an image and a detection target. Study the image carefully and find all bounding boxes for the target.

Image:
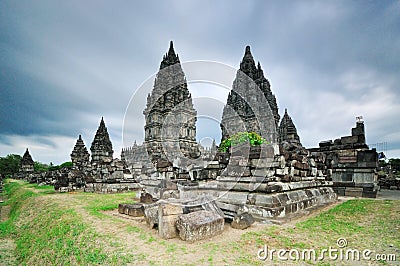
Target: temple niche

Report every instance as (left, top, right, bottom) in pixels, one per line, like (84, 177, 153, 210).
(143, 41, 199, 164)
(220, 46, 279, 144)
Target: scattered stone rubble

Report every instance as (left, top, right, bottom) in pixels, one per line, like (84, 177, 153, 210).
(176, 210, 224, 242)
(118, 194, 226, 242)
(378, 175, 400, 190)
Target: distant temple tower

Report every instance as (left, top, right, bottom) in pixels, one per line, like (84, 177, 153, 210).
(20, 148, 34, 173)
(221, 46, 279, 143)
(71, 135, 90, 170)
(278, 109, 301, 145)
(90, 117, 114, 163)
(143, 41, 199, 162)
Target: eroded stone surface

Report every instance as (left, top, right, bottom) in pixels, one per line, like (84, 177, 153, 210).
(176, 210, 224, 242)
(157, 202, 184, 240)
(231, 212, 255, 230)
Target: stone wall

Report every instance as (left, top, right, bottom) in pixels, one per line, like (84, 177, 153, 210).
(137, 143, 337, 221)
(308, 121, 378, 198)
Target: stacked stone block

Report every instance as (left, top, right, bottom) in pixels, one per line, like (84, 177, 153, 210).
(309, 121, 378, 198)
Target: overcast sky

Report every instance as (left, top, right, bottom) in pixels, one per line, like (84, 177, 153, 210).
(1, 0, 399, 164)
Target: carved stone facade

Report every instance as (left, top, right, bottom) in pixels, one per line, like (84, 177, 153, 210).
(20, 148, 34, 173)
(221, 46, 279, 143)
(90, 117, 113, 164)
(70, 135, 90, 171)
(143, 41, 199, 163)
(278, 109, 301, 145)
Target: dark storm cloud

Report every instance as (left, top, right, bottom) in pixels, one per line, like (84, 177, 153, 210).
(1, 0, 399, 162)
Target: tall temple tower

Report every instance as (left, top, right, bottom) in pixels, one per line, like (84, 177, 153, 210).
(71, 135, 90, 170)
(220, 46, 279, 143)
(20, 148, 34, 173)
(278, 109, 301, 145)
(143, 41, 199, 163)
(90, 117, 114, 163)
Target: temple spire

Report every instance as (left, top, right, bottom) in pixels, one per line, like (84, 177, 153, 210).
(90, 117, 114, 163)
(71, 135, 90, 170)
(221, 45, 280, 142)
(144, 41, 199, 163)
(20, 148, 34, 173)
(240, 45, 257, 76)
(278, 109, 301, 145)
(168, 40, 174, 55)
(160, 40, 180, 69)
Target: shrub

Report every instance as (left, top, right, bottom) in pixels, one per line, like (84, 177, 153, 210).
(219, 132, 267, 152)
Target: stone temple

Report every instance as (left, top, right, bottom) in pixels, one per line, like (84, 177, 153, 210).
(118, 42, 340, 226)
(143, 41, 199, 164)
(278, 108, 301, 145)
(70, 134, 90, 171)
(20, 148, 34, 174)
(16, 41, 380, 241)
(90, 117, 114, 164)
(221, 46, 279, 143)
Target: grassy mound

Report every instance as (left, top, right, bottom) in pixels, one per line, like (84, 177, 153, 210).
(1, 179, 399, 265)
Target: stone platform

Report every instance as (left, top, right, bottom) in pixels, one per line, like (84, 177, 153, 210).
(178, 181, 337, 220)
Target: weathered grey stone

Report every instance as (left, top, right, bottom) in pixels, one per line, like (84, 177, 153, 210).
(218, 191, 249, 205)
(158, 202, 183, 216)
(251, 168, 275, 178)
(118, 203, 127, 214)
(126, 204, 145, 217)
(158, 214, 180, 239)
(157, 202, 183, 239)
(160, 189, 180, 199)
(275, 167, 288, 176)
(176, 210, 224, 242)
(140, 192, 157, 204)
(345, 187, 363, 197)
(231, 212, 255, 230)
(250, 158, 275, 168)
(144, 203, 159, 229)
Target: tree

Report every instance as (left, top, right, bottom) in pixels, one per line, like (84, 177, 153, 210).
(59, 162, 72, 169)
(389, 158, 400, 172)
(48, 161, 72, 171)
(0, 154, 22, 177)
(34, 161, 49, 172)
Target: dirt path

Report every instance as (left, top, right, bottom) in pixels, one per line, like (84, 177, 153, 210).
(7, 186, 397, 265)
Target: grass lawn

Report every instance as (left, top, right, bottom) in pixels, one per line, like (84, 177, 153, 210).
(0, 179, 399, 265)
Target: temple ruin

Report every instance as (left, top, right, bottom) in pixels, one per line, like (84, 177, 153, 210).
(15, 41, 380, 242)
(143, 41, 200, 164)
(20, 148, 34, 174)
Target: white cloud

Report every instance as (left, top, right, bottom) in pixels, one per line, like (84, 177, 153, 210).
(0, 135, 76, 164)
(1, 1, 399, 160)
